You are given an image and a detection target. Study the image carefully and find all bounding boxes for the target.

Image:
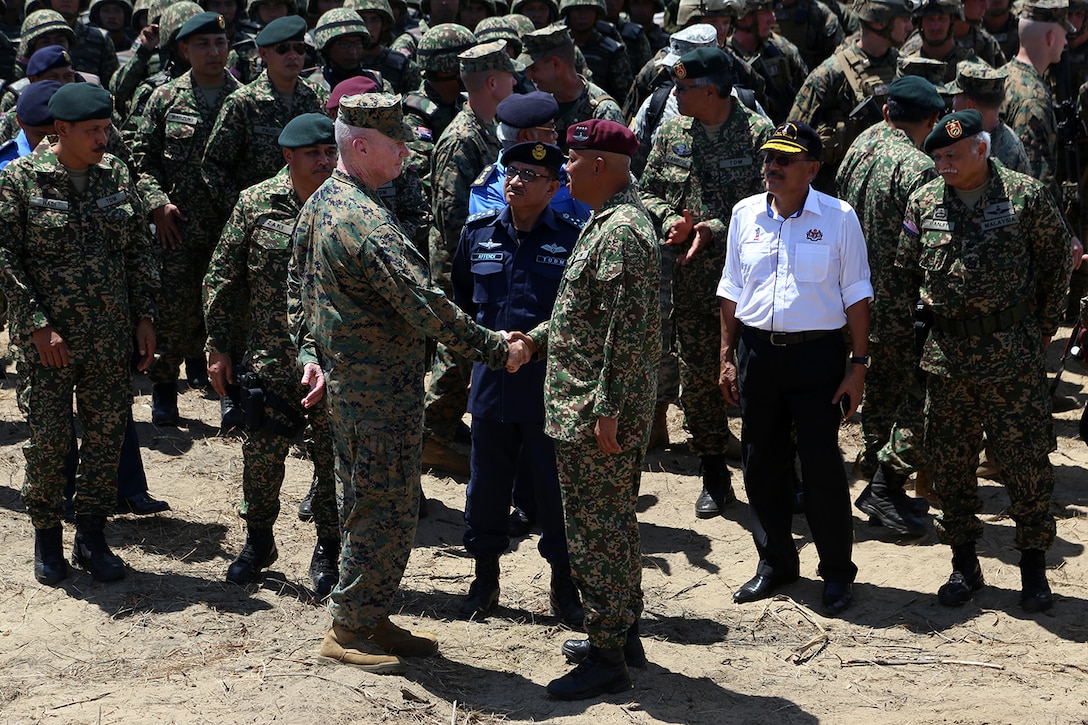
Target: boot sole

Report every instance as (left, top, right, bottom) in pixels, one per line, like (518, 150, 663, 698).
(318, 655, 406, 674)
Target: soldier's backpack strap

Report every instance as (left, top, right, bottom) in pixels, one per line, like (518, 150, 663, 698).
(598, 34, 623, 55)
(734, 86, 757, 113)
(588, 89, 619, 114)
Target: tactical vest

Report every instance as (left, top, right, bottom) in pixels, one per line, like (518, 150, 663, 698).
(774, 0, 833, 67)
(827, 44, 895, 163)
(578, 33, 624, 92)
(362, 48, 409, 92)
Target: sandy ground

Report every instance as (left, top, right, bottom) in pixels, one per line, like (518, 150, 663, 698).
(1, 333, 1087, 725)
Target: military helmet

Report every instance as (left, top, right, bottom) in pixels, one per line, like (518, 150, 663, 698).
(474, 14, 523, 54)
(19, 10, 78, 59)
(247, 0, 300, 20)
(314, 7, 370, 50)
(853, 0, 921, 23)
(558, 0, 604, 16)
(914, 0, 964, 20)
(676, 0, 745, 26)
(511, 0, 559, 22)
(504, 12, 536, 35)
(417, 22, 477, 72)
(132, 0, 167, 27)
(89, 0, 134, 27)
(23, 0, 45, 16)
(345, 0, 394, 24)
(160, 0, 204, 46)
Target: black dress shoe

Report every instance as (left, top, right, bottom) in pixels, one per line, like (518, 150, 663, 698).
(694, 487, 721, 518)
(733, 571, 798, 604)
(116, 492, 171, 515)
(822, 581, 853, 616)
(855, 484, 928, 537)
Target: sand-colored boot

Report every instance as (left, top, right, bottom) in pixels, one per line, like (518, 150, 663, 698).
(319, 624, 405, 673)
(371, 616, 439, 657)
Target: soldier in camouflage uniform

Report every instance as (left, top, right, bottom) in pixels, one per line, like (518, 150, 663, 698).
(773, 0, 844, 71)
(559, 0, 633, 104)
(15, 10, 77, 76)
(789, 0, 916, 191)
(982, 0, 1020, 60)
(512, 0, 559, 27)
(88, 0, 137, 53)
(474, 13, 537, 92)
(26, 0, 120, 84)
(292, 93, 515, 673)
(347, 0, 423, 93)
(109, 0, 168, 118)
(422, 40, 517, 473)
(896, 109, 1071, 612)
(835, 75, 944, 537)
(951, 0, 1006, 67)
(312, 7, 375, 90)
(520, 25, 624, 144)
(626, 0, 670, 53)
(204, 114, 340, 595)
(727, 0, 809, 124)
(949, 60, 1031, 173)
(601, 0, 653, 84)
(0, 84, 158, 585)
(513, 120, 658, 700)
(0, 44, 77, 115)
(640, 48, 772, 518)
(131, 11, 242, 425)
(898, 0, 986, 84)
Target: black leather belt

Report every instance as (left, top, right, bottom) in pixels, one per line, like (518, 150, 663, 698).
(746, 328, 834, 347)
(930, 299, 1031, 337)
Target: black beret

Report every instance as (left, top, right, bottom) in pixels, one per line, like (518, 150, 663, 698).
(923, 109, 984, 153)
(495, 90, 558, 128)
(16, 79, 60, 126)
(887, 75, 945, 112)
(255, 15, 307, 47)
(26, 44, 71, 77)
(278, 112, 335, 147)
(176, 11, 227, 42)
(673, 46, 732, 81)
(566, 118, 638, 156)
(760, 120, 822, 159)
(48, 83, 113, 122)
(501, 141, 564, 174)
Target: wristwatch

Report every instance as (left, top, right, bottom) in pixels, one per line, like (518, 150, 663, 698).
(850, 355, 871, 368)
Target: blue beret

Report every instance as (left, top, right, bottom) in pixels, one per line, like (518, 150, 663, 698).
(495, 90, 558, 129)
(501, 141, 564, 173)
(279, 112, 335, 147)
(255, 15, 307, 47)
(924, 109, 984, 153)
(176, 11, 227, 42)
(16, 80, 61, 126)
(26, 45, 72, 77)
(48, 83, 113, 122)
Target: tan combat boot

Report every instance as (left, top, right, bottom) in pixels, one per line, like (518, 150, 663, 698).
(370, 616, 439, 657)
(320, 623, 405, 673)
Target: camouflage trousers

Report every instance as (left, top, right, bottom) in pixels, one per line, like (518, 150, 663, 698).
(18, 356, 130, 529)
(422, 343, 470, 442)
(676, 307, 734, 458)
(237, 362, 338, 540)
(859, 337, 927, 479)
(657, 244, 679, 404)
(326, 409, 422, 633)
(554, 437, 644, 650)
(925, 371, 1056, 550)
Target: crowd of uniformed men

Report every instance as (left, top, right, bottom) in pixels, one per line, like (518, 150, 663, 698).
(0, 0, 1085, 701)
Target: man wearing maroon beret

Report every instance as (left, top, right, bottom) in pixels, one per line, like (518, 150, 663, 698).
(513, 119, 660, 700)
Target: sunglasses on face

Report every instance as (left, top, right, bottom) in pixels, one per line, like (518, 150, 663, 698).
(273, 42, 307, 56)
(761, 152, 808, 168)
(504, 166, 556, 183)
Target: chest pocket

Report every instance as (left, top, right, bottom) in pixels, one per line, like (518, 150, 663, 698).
(794, 243, 830, 283)
(919, 230, 955, 274)
(250, 221, 293, 274)
(26, 206, 70, 256)
(164, 117, 199, 163)
(470, 258, 504, 304)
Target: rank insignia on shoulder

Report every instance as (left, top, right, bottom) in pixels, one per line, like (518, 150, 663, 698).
(560, 212, 585, 228)
(472, 164, 496, 187)
(466, 208, 500, 223)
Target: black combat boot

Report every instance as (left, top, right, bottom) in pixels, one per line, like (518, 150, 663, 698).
(694, 453, 735, 519)
(297, 477, 318, 521)
(549, 563, 584, 629)
(151, 383, 179, 426)
(457, 556, 499, 620)
(546, 645, 631, 700)
(309, 537, 340, 599)
(220, 384, 244, 431)
(937, 542, 984, 607)
(562, 622, 647, 668)
(855, 465, 929, 537)
(1019, 549, 1053, 612)
(72, 515, 125, 582)
(225, 526, 278, 584)
(34, 525, 68, 585)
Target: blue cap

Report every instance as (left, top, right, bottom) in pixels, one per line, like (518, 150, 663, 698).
(26, 45, 72, 77)
(495, 90, 558, 129)
(16, 79, 61, 126)
(254, 15, 307, 47)
(501, 141, 564, 174)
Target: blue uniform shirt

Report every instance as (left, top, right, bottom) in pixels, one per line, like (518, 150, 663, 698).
(467, 156, 593, 223)
(0, 131, 32, 171)
(452, 204, 583, 423)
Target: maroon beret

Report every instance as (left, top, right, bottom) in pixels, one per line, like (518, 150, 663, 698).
(566, 119, 638, 156)
(327, 75, 381, 111)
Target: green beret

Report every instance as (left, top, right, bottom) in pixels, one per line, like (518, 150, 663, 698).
(673, 46, 732, 81)
(255, 15, 307, 47)
(279, 112, 336, 148)
(176, 11, 227, 42)
(458, 39, 523, 74)
(886, 75, 945, 112)
(337, 92, 416, 142)
(48, 83, 113, 122)
(923, 109, 984, 153)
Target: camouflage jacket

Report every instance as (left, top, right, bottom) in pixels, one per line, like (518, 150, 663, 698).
(990, 119, 1031, 176)
(554, 77, 625, 149)
(727, 32, 810, 125)
(0, 144, 158, 363)
(574, 26, 633, 105)
(773, 0, 844, 71)
(289, 168, 508, 422)
(528, 183, 660, 448)
(898, 34, 985, 84)
(1002, 57, 1059, 203)
(202, 70, 329, 219)
(72, 20, 120, 86)
(109, 43, 164, 119)
(954, 25, 1007, 69)
(359, 47, 421, 96)
(639, 105, 773, 313)
(836, 122, 937, 344)
(896, 159, 1071, 381)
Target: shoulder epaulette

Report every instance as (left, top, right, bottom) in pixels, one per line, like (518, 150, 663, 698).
(558, 211, 586, 229)
(466, 207, 500, 223)
(471, 163, 496, 187)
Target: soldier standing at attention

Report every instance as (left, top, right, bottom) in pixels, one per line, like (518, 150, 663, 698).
(727, 0, 809, 125)
(291, 93, 524, 673)
(0, 83, 158, 585)
(204, 114, 341, 597)
(896, 110, 1071, 612)
(351, 0, 423, 94)
(639, 47, 772, 520)
(512, 120, 660, 700)
(558, 0, 633, 104)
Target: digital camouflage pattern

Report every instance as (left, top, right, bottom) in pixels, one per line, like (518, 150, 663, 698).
(0, 145, 158, 529)
(416, 23, 477, 74)
(290, 168, 509, 632)
(639, 105, 772, 458)
(204, 167, 338, 541)
(896, 160, 1070, 551)
(360, 47, 422, 95)
(898, 32, 985, 84)
(1001, 57, 1061, 203)
(990, 120, 1032, 175)
(553, 77, 624, 148)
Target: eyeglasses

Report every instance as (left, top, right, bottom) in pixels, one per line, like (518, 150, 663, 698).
(531, 125, 558, 137)
(273, 42, 307, 56)
(504, 166, 557, 183)
(761, 152, 809, 168)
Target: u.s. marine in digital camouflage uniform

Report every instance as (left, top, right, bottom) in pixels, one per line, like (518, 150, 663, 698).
(898, 0, 989, 86)
(773, 0, 845, 71)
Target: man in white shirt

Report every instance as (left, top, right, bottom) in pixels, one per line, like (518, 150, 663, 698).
(716, 121, 873, 616)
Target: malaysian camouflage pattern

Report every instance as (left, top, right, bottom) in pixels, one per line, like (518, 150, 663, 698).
(204, 167, 337, 541)
(639, 106, 771, 458)
(836, 121, 937, 477)
(110, 41, 164, 118)
(202, 69, 329, 219)
(0, 145, 158, 528)
(416, 22, 477, 74)
(289, 168, 508, 632)
(314, 7, 370, 51)
(1001, 57, 1061, 203)
(773, 0, 844, 71)
(72, 19, 121, 85)
(526, 183, 659, 649)
(132, 68, 243, 386)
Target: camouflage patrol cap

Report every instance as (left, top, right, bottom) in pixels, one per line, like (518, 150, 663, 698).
(518, 24, 573, 65)
(887, 75, 945, 110)
(459, 39, 523, 73)
(504, 12, 536, 35)
(314, 8, 370, 51)
(345, 0, 395, 26)
(417, 23, 478, 73)
(923, 109, 983, 152)
(19, 11, 77, 59)
(158, 1, 204, 47)
(558, 0, 605, 17)
(176, 11, 228, 42)
(660, 23, 717, 65)
(337, 92, 416, 141)
(49, 83, 113, 122)
(475, 15, 523, 54)
(676, 0, 745, 26)
(26, 45, 72, 76)
(946, 60, 1008, 97)
(255, 14, 308, 46)
(896, 56, 947, 86)
(1018, 0, 1075, 30)
(279, 112, 336, 147)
